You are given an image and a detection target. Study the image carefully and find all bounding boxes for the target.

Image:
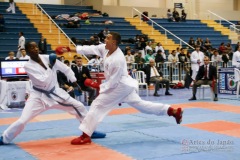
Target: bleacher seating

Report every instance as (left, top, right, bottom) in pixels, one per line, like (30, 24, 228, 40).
(40, 4, 144, 51)
(0, 2, 53, 58)
(149, 18, 231, 49)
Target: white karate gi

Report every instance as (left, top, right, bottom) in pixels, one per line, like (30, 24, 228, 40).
(232, 51, 240, 67)
(77, 44, 170, 136)
(6, 2, 15, 14)
(2, 55, 87, 144)
(190, 50, 204, 80)
(16, 36, 25, 58)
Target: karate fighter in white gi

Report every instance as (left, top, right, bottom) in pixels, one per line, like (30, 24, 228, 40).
(71, 32, 183, 145)
(0, 41, 105, 145)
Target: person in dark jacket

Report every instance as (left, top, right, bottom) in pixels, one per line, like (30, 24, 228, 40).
(38, 36, 47, 54)
(72, 57, 95, 105)
(189, 56, 218, 101)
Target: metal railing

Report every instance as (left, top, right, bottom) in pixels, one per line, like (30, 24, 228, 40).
(207, 10, 240, 33)
(132, 8, 194, 50)
(31, 1, 89, 61)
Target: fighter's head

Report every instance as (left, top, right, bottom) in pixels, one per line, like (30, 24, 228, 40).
(25, 41, 39, 60)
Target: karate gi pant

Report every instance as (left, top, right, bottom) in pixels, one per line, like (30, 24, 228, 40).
(2, 96, 87, 144)
(80, 81, 170, 136)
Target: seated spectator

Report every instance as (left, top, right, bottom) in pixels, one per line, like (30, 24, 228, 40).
(195, 37, 203, 48)
(0, 14, 5, 32)
(145, 49, 155, 63)
(211, 50, 222, 62)
(55, 14, 70, 20)
(172, 8, 180, 22)
(59, 56, 65, 62)
(104, 20, 114, 24)
(155, 42, 165, 55)
(125, 49, 135, 70)
(103, 27, 110, 37)
(139, 59, 172, 96)
(155, 50, 165, 65)
(57, 60, 75, 98)
(181, 10, 187, 21)
(98, 30, 105, 42)
(145, 41, 153, 53)
(5, 51, 16, 60)
(188, 37, 195, 47)
(19, 49, 30, 60)
(135, 52, 145, 68)
(205, 48, 213, 59)
(218, 42, 226, 55)
(6, 0, 15, 14)
(88, 55, 103, 72)
(167, 9, 174, 22)
(204, 38, 212, 50)
(80, 12, 89, 20)
(63, 20, 80, 28)
(225, 42, 233, 60)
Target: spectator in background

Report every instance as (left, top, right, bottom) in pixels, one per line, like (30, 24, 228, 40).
(155, 50, 165, 65)
(88, 55, 103, 72)
(103, 27, 110, 37)
(234, 42, 240, 52)
(191, 45, 205, 81)
(172, 8, 180, 22)
(181, 10, 187, 21)
(137, 37, 147, 58)
(225, 42, 233, 60)
(195, 37, 202, 49)
(6, 0, 15, 14)
(167, 9, 174, 22)
(135, 52, 145, 68)
(145, 41, 153, 53)
(19, 48, 30, 60)
(140, 59, 172, 97)
(59, 56, 65, 62)
(145, 49, 155, 63)
(211, 50, 222, 63)
(57, 60, 75, 98)
(38, 36, 47, 54)
(98, 30, 105, 42)
(125, 49, 135, 70)
(232, 45, 240, 67)
(218, 42, 226, 55)
(188, 37, 195, 48)
(5, 51, 16, 60)
(0, 14, 5, 32)
(72, 57, 96, 105)
(205, 48, 213, 59)
(204, 38, 212, 50)
(178, 48, 187, 64)
(221, 51, 229, 67)
(168, 50, 179, 82)
(155, 42, 165, 55)
(16, 32, 25, 58)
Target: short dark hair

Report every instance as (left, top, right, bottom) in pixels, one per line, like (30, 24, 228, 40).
(25, 41, 35, 51)
(110, 32, 121, 45)
(64, 60, 70, 64)
(76, 57, 82, 60)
